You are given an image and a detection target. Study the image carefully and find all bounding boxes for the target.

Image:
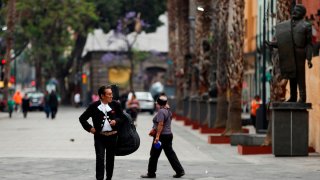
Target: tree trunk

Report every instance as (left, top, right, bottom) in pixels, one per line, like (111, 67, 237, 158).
(226, 90, 242, 133)
(263, 0, 292, 145)
(167, 0, 177, 87)
(223, 0, 245, 135)
(175, 0, 189, 114)
(35, 55, 43, 91)
(191, 0, 202, 96)
(197, 0, 212, 95)
(180, 0, 190, 95)
(128, 48, 134, 92)
(214, 0, 229, 128)
(3, 0, 16, 100)
(61, 33, 88, 104)
(191, 0, 210, 96)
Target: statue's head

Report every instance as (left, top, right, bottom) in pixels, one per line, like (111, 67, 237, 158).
(292, 4, 306, 20)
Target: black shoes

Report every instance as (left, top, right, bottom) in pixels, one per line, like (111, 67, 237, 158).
(286, 97, 297, 102)
(173, 171, 185, 178)
(140, 173, 156, 178)
(140, 172, 185, 178)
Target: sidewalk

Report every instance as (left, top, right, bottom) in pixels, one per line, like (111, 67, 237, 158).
(0, 107, 319, 180)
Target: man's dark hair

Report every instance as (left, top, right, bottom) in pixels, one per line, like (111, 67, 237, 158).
(111, 84, 120, 101)
(98, 85, 112, 99)
(293, 4, 307, 18)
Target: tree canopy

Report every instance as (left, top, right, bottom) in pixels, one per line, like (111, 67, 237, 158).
(0, 0, 166, 102)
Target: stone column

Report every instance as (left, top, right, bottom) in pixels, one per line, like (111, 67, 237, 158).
(270, 102, 311, 156)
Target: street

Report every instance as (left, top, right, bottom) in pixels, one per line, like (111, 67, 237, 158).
(0, 107, 320, 180)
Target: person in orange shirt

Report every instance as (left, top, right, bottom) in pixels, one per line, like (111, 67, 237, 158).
(13, 91, 23, 112)
(250, 95, 261, 128)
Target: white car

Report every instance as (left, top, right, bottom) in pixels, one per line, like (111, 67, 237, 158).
(127, 92, 155, 114)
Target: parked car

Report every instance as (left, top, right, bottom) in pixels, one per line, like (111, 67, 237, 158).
(0, 92, 6, 112)
(27, 92, 44, 111)
(126, 91, 155, 114)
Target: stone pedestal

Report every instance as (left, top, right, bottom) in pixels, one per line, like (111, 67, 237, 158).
(183, 97, 189, 118)
(207, 98, 217, 128)
(189, 96, 199, 122)
(198, 99, 208, 126)
(230, 134, 265, 146)
(270, 102, 311, 156)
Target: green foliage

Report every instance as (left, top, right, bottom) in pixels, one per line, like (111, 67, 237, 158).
(14, 0, 97, 75)
(84, 0, 166, 33)
(88, 0, 122, 32)
(117, 0, 166, 33)
(0, 0, 166, 87)
(132, 49, 150, 63)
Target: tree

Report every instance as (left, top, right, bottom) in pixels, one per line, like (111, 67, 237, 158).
(75, 0, 165, 100)
(223, 0, 245, 135)
(214, 0, 229, 128)
(167, 0, 178, 88)
(0, 0, 166, 103)
(263, 0, 292, 146)
(14, 0, 97, 105)
(175, 0, 189, 113)
(196, 0, 213, 96)
(3, 0, 16, 101)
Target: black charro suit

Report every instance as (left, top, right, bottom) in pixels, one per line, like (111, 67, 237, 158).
(79, 100, 124, 180)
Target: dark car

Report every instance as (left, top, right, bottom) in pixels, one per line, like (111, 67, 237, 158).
(27, 92, 44, 111)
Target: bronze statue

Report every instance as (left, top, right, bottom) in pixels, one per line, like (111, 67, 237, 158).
(266, 4, 313, 103)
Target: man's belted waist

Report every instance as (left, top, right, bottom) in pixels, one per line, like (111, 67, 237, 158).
(100, 131, 117, 136)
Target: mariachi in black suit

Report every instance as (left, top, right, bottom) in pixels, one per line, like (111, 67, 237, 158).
(79, 100, 123, 180)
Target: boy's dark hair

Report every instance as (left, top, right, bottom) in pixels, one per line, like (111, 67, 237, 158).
(98, 85, 112, 99)
(156, 95, 168, 106)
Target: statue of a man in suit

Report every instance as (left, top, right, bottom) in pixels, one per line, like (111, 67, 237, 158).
(266, 4, 313, 103)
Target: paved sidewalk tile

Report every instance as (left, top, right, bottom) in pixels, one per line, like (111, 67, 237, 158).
(0, 107, 319, 180)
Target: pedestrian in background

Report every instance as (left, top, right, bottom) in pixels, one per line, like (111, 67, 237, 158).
(126, 93, 140, 126)
(7, 97, 15, 118)
(22, 94, 30, 118)
(49, 91, 58, 119)
(43, 90, 51, 118)
(92, 93, 99, 102)
(141, 95, 185, 179)
(74, 92, 81, 108)
(250, 95, 261, 127)
(119, 90, 129, 110)
(79, 85, 124, 180)
(13, 91, 22, 112)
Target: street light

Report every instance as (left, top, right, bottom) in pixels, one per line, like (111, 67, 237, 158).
(197, 6, 204, 12)
(261, 0, 267, 131)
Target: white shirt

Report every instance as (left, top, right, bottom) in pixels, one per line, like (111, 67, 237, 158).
(101, 102, 112, 132)
(74, 93, 80, 103)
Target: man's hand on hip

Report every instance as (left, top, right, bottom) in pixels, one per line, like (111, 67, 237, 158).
(110, 120, 116, 126)
(308, 61, 313, 69)
(90, 128, 96, 134)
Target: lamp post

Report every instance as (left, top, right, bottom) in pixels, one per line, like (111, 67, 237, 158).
(261, 0, 267, 130)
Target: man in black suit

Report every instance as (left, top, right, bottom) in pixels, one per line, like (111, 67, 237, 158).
(79, 85, 123, 180)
